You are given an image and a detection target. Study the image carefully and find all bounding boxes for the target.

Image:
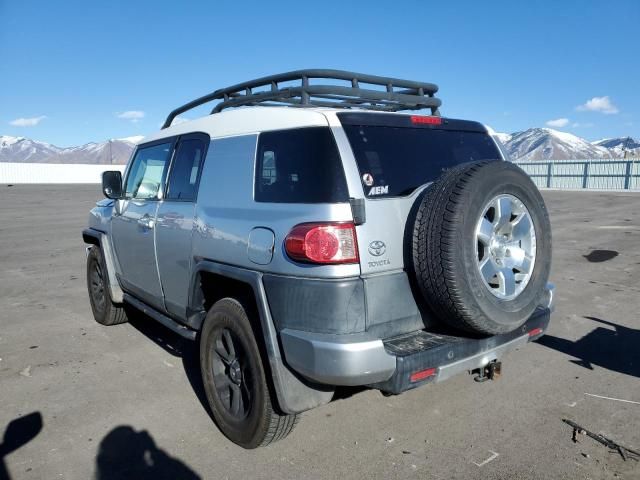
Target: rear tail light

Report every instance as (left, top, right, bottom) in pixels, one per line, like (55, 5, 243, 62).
(410, 115, 442, 125)
(285, 222, 359, 264)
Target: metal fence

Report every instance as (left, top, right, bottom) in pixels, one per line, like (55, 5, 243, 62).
(513, 159, 640, 190)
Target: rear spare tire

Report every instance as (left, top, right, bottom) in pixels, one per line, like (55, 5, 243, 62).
(411, 161, 551, 335)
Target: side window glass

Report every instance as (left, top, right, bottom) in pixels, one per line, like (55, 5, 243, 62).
(255, 128, 348, 203)
(166, 137, 207, 201)
(125, 142, 173, 199)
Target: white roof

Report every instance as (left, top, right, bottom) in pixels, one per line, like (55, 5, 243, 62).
(141, 106, 488, 144)
(142, 106, 333, 143)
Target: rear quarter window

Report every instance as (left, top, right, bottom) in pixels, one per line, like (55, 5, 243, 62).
(255, 127, 349, 203)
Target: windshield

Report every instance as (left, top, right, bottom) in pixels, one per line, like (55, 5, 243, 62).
(342, 125, 501, 198)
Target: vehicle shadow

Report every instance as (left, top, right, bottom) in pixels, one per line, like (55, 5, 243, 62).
(0, 412, 43, 480)
(124, 307, 213, 422)
(94, 425, 201, 480)
(537, 316, 640, 378)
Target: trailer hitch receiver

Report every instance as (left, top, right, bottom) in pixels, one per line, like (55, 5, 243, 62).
(473, 361, 502, 382)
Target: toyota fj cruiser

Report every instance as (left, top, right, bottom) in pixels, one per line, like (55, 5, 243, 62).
(83, 70, 554, 448)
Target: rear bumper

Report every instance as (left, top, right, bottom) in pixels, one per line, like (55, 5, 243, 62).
(373, 307, 550, 394)
(280, 285, 553, 390)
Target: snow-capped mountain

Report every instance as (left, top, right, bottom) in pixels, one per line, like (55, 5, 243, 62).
(0, 136, 62, 162)
(498, 128, 613, 161)
(0, 135, 141, 164)
(1, 129, 637, 163)
(492, 132, 513, 145)
(592, 137, 640, 158)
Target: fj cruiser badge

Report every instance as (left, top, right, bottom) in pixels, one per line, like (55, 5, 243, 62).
(368, 240, 386, 257)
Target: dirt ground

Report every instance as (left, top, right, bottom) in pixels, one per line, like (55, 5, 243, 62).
(1, 185, 639, 479)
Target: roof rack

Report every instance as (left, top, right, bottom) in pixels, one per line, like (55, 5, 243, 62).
(161, 69, 441, 129)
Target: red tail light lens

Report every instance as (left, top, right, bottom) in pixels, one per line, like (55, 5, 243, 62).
(285, 223, 359, 264)
(410, 115, 442, 125)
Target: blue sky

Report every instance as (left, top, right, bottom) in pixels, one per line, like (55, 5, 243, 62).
(1, 0, 638, 146)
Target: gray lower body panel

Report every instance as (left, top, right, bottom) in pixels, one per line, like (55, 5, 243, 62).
(263, 271, 432, 337)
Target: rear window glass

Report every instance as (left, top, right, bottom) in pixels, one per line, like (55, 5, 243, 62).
(255, 127, 349, 203)
(342, 125, 501, 197)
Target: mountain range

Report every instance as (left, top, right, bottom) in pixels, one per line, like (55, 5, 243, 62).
(0, 135, 143, 164)
(498, 129, 640, 161)
(1, 129, 638, 164)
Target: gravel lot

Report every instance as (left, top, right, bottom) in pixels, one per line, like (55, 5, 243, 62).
(1, 185, 639, 480)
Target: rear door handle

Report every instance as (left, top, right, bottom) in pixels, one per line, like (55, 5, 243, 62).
(137, 215, 155, 230)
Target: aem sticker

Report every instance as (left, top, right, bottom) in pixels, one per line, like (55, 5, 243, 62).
(369, 185, 388, 196)
(362, 173, 374, 187)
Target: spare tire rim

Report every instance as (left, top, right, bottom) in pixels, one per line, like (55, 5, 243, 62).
(475, 194, 537, 300)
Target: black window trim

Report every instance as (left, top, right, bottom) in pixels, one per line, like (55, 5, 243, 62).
(163, 132, 211, 203)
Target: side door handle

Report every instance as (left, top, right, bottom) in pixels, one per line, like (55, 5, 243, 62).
(137, 215, 155, 230)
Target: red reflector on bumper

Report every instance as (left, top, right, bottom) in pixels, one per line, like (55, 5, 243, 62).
(410, 368, 437, 382)
(528, 327, 543, 337)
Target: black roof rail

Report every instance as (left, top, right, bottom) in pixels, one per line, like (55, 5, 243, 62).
(161, 69, 441, 129)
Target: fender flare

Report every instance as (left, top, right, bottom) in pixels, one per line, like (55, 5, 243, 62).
(189, 260, 334, 415)
(82, 228, 124, 304)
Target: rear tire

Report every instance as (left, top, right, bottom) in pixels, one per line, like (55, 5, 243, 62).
(86, 245, 128, 326)
(200, 298, 298, 448)
(411, 161, 552, 335)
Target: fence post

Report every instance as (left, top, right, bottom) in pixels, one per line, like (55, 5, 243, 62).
(582, 162, 589, 189)
(546, 162, 552, 188)
(624, 161, 632, 190)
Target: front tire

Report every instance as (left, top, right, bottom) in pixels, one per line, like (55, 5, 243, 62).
(86, 245, 128, 326)
(200, 298, 298, 448)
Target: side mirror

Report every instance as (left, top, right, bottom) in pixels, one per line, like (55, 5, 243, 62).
(102, 171, 123, 199)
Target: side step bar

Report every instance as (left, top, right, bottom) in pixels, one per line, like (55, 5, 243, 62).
(123, 293, 197, 341)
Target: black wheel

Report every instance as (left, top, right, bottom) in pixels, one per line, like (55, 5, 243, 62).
(86, 245, 128, 326)
(411, 161, 552, 335)
(200, 298, 298, 448)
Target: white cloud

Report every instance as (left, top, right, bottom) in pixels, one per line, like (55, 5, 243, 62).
(546, 118, 569, 128)
(576, 96, 619, 114)
(9, 115, 47, 127)
(117, 110, 145, 123)
(571, 122, 594, 128)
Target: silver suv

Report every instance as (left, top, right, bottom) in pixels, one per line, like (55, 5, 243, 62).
(83, 70, 554, 448)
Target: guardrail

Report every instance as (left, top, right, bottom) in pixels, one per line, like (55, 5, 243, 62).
(513, 159, 640, 190)
(0, 163, 126, 184)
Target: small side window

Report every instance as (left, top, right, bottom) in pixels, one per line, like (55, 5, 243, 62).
(255, 127, 349, 203)
(125, 142, 173, 199)
(166, 135, 208, 201)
